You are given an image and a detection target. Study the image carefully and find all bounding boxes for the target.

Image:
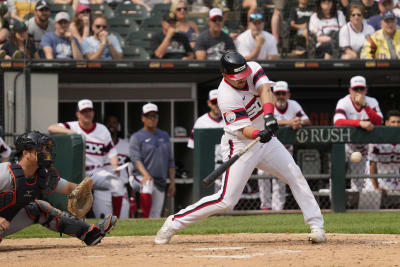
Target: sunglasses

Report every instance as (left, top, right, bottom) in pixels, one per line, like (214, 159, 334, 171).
(144, 113, 159, 119)
(352, 86, 366, 92)
(274, 92, 287, 96)
(38, 7, 50, 12)
(95, 24, 107, 29)
(249, 13, 263, 21)
(351, 13, 362, 17)
(80, 9, 91, 14)
(211, 16, 223, 22)
(210, 99, 218, 105)
(176, 7, 187, 11)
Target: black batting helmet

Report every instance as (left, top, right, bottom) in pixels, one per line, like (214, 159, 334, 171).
(220, 51, 252, 81)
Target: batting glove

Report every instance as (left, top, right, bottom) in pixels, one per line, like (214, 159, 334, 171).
(264, 114, 278, 134)
(256, 128, 273, 143)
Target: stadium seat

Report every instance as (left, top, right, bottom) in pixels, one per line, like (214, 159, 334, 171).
(123, 45, 150, 59)
(187, 13, 208, 32)
(151, 3, 171, 16)
(49, 4, 75, 19)
(126, 31, 155, 52)
(140, 17, 162, 32)
(108, 17, 139, 38)
(89, 4, 115, 19)
(114, 3, 149, 22)
(109, 31, 126, 48)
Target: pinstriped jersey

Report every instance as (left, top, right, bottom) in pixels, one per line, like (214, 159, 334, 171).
(218, 61, 274, 138)
(59, 121, 118, 168)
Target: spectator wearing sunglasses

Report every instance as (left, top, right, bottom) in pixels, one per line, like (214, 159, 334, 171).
(333, 75, 383, 196)
(173, 0, 199, 48)
(339, 4, 374, 59)
(70, 3, 92, 44)
(81, 15, 123, 59)
(236, 11, 278, 60)
(27, 0, 55, 50)
(194, 7, 235, 60)
(368, 0, 400, 31)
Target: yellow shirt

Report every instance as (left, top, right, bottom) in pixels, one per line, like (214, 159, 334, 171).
(360, 29, 400, 59)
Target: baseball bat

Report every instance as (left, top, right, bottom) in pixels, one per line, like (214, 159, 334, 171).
(202, 137, 260, 188)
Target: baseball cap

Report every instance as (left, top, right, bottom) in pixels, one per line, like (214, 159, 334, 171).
(209, 8, 223, 19)
(209, 89, 218, 101)
(142, 103, 158, 114)
(55, 12, 70, 23)
(77, 99, 93, 112)
(11, 20, 27, 33)
(35, 0, 50, 11)
(382, 10, 396, 21)
(350, 75, 367, 89)
(76, 3, 90, 13)
(273, 81, 289, 92)
(0, 3, 8, 17)
(163, 11, 177, 23)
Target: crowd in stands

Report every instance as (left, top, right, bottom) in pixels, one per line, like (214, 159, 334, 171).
(0, 0, 400, 59)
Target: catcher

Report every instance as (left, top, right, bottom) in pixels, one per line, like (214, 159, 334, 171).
(0, 131, 117, 245)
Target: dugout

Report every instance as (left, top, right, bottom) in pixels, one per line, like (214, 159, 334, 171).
(0, 59, 400, 213)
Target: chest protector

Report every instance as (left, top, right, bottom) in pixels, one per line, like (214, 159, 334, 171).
(0, 164, 59, 221)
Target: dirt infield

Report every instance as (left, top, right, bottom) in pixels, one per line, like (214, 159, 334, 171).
(1, 233, 399, 267)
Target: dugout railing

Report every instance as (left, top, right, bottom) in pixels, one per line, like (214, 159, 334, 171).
(193, 126, 400, 213)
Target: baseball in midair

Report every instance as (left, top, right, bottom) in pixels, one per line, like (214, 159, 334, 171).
(350, 151, 362, 163)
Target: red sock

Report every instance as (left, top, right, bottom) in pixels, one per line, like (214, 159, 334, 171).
(140, 193, 152, 218)
(112, 196, 123, 218)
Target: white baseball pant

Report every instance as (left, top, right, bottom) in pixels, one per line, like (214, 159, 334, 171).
(169, 137, 324, 231)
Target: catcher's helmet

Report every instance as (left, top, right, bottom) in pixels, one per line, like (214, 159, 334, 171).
(15, 131, 56, 168)
(220, 51, 252, 81)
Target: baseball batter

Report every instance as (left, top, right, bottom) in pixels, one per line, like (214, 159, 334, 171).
(333, 76, 383, 192)
(0, 131, 116, 245)
(155, 51, 326, 244)
(368, 110, 400, 192)
(258, 81, 311, 210)
(48, 99, 119, 218)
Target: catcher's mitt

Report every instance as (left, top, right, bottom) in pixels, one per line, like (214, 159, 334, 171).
(68, 177, 94, 219)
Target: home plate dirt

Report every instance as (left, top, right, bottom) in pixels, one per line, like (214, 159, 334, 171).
(1, 233, 399, 267)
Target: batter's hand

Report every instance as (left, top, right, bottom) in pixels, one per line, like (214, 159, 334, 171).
(257, 128, 273, 143)
(264, 114, 278, 134)
(360, 121, 374, 131)
(0, 216, 10, 232)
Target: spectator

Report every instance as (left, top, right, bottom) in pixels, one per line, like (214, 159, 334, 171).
(333, 75, 383, 193)
(309, 0, 346, 59)
(105, 114, 132, 219)
(187, 89, 224, 192)
(1, 20, 39, 59)
(153, 11, 194, 59)
(194, 7, 235, 60)
(70, 3, 91, 44)
(41, 12, 83, 59)
(361, 0, 380, 19)
(129, 103, 176, 218)
(48, 99, 120, 218)
(271, 0, 287, 45)
(0, 136, 12, 162)
(81, 15, 123, 59)
(7, 0, 38, 21)
(0, 3, 10, 51)
(368, 110, 400, 194)
(339, 4, 374, 59)
(236, 11, 278, 60)
(172, 0, 199, 48)
(27, 0, 55, 50)
(368, 0, 400, 31)
(258, 81, 311, 211)
(361, 10, 400, 59)
(288, 0, 313, 50)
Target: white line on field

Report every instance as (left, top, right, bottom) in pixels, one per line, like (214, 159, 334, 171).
(193, 249, 301, 259)
(193, 247, 245, 251)
(86, 256, 106, 258)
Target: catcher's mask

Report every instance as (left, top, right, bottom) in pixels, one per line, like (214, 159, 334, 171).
(15, 131, 56, 168)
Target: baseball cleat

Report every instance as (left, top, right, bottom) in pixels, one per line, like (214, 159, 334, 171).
(308, 228, 327, 244)
(84, 214, 118, 246)
(154, 215, 176, 245)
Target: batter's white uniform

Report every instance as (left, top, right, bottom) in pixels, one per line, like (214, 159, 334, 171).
(333, 95, 383, 191)
(258, 99, 309, 210)
(0, 137, 12, 160)
(105, 138, 131, 218)
(188, 112, 225, 191)
(59, 121, 118, 218)
(168, 61, 324, 231)
(367, 143, 400, 191)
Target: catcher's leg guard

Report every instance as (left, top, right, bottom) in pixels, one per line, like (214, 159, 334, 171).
(82, 214, 117, 246)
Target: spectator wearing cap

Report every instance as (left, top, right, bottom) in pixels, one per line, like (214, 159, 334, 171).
(7, 0, 38, 21)
(41, 12, 83, 59)
(129, 103, 176, 218)
(0, 20, 39, 59)
(236, 11, 278, 60)
(27, 0, 55, 50)
(48, 99, 119, 218)
(333, 76, 383, 195)
(70, 3, 91, 44)
(153, 12, 194, 59)
(81, 15, 122, 59)
(368, 0, 400, 30)
(361, 10, 400, 59)
(194, 7, 235, 60)
(258, 80, 310, 211)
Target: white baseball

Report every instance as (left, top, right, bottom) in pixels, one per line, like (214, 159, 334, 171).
(350, 151, 362, 163)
